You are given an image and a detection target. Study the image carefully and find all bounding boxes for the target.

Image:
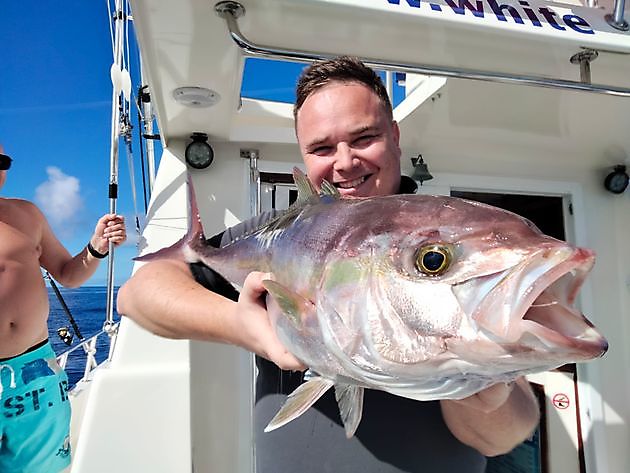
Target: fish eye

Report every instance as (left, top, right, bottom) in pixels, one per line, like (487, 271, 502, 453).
(415, 245, 452, 276)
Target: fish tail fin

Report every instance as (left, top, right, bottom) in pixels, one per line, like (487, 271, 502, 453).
(134, 173, 207, 263)
(264, 376, 334, 433)
(335, 384, 364, 438)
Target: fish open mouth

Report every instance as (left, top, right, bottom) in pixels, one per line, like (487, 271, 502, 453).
(473, 246, 608, 359)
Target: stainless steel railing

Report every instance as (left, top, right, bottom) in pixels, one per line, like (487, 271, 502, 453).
(215, 1, 630, 97)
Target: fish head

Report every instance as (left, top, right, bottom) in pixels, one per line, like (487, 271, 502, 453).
(340, 195, 607, 376)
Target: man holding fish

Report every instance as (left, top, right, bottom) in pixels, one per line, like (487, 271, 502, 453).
(117, 57, 546, 471)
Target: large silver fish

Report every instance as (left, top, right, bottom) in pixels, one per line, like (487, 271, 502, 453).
(140, 168, 608, 437)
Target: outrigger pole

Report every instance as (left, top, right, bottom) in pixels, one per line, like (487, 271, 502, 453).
(104, 0, 130, 343)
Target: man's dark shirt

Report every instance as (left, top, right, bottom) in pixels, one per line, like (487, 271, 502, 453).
(190, 176, 486, 472)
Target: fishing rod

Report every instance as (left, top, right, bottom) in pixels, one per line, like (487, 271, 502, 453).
(45, 272, 83, 345)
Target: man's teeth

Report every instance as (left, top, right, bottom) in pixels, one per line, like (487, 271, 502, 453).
(337, 177, 365, 189)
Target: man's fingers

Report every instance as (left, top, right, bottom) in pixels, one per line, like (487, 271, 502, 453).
(456, 382, 514, 413)
(242, 271, 272, 300)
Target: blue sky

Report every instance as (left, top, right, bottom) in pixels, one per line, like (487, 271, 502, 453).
(0, 3, 307, 287)
(1, 2, 403, 287)
(1, 2, 148, 286)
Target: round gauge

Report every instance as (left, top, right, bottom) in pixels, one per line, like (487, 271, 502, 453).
(185, 133, 214, 169)
(604, 165, 629, 194)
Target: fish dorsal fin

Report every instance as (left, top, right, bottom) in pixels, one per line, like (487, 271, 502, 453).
(292, 167, 318, 205)
(264, 377, 334, 432)
(334, 384, 365, 438)
(319, 179, 340, 198)
(262, 280, 315, 328)
(292, 167, 340, 203)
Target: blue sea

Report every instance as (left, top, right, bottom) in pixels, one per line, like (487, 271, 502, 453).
(47, 286, 120, 387)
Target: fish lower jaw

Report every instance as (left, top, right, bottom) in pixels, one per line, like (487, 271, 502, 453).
(517, 319, 608, 359)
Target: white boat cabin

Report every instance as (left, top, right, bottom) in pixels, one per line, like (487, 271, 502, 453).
(68, 1, 630, 472)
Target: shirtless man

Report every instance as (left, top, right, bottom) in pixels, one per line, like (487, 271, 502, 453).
(0, 145, 126, 473)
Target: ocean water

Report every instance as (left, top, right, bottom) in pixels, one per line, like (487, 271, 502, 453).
(47, 286, 120, 387)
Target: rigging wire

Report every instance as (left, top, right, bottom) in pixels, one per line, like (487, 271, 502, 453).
(136, 87, 149, 213)
(106, 0, 115, 62)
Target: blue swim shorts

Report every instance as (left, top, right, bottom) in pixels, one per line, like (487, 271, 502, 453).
(0, 341, 71, 473)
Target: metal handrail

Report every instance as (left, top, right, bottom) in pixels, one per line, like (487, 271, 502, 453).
(215, 1, 630, 97)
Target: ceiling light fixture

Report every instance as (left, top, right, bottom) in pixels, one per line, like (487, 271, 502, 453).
(172, 87, 220, 108)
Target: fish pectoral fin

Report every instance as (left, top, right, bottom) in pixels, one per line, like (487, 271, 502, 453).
(334, 384, 365, 438)
(263, 280, 314, 328)
(264, 377, 334, 433)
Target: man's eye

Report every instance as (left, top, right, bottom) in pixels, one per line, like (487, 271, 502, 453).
(354, 135, 375, 147)
(311, 146, 332, 155)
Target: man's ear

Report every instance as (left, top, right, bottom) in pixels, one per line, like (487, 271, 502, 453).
(392, 120, 400, 143)
(392, 120, 401, 155)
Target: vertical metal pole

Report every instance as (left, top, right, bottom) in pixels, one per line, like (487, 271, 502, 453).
(104, 0, 123, 339)
(385, 71, 394, 104)
(613, 0, 628, 26)
(580, 60, 591, 85)
(606, 0, 629, 30)
(244, 149, 261, 216)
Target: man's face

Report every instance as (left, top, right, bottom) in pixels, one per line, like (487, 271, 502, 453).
(296, 82, 401, 198)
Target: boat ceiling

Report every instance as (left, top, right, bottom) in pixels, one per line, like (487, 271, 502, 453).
(130, 0, 630, 164)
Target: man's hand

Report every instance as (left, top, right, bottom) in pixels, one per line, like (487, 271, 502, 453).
(232, 271, 306, 371)
(90, 214, 127, 254)
(440, 377, 540, 456)
(448, 381, 514, 413)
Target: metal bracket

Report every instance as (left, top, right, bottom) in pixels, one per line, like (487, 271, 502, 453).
(240, 148, 259, 160)
(570, 50, 599, 84)
(215, 1, 245, 19)
(605, 13, 629, 31)
(241, 149, 261, 216)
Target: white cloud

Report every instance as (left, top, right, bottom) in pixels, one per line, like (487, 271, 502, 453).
(35, 167, 83, 229)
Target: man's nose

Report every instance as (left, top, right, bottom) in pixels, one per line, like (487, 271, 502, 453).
(333, 143, 357, 171)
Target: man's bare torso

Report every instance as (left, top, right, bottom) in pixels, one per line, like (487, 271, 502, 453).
(0, 198, 49, 358)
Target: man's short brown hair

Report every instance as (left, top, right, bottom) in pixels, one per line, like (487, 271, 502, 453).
(294, 56, 393, 124)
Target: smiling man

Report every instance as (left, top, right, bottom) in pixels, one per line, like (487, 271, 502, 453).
(118, 56, 539, 472)
(296, 70, 402, 198)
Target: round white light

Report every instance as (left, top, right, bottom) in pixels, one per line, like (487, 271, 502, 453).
(172, 87, 220, 108)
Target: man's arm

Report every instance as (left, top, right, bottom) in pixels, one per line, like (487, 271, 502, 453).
(39, 211, 126, 288)
(440, 377, 540, 456)
(117, 261, 304, 370)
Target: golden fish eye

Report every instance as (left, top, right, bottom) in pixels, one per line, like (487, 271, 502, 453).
(415, 245, 452, 276)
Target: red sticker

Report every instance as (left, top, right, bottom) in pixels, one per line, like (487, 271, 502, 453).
(552, 393, 570, 409)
